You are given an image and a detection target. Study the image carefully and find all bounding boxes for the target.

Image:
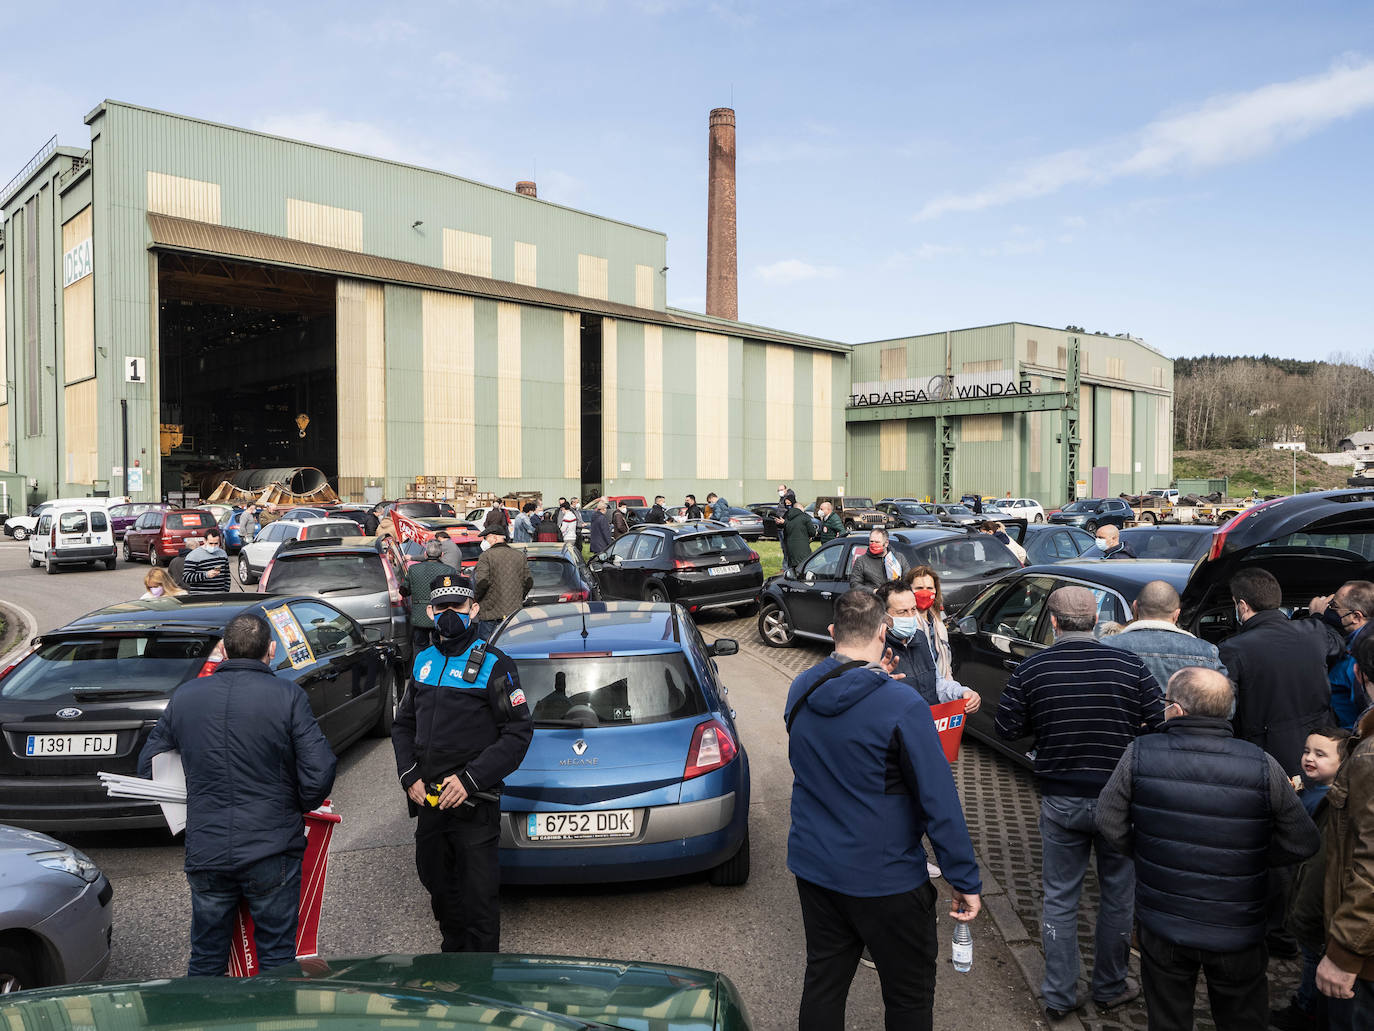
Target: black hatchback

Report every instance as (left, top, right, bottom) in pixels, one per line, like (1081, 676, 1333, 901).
(756, 527, 1023, 647)
(0, 595, 397, 833)
(517, 542, 602, 606)
(589, 523, 764, 616)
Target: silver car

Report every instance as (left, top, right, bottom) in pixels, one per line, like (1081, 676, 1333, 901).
(0, 824, 112, 991)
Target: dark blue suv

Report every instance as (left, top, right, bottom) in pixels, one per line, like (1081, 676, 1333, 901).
(493, 602, 750, 886)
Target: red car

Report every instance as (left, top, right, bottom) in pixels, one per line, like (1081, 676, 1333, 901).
(122, 508, 217, 566)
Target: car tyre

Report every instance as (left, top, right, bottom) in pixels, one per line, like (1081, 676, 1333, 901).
(709, 831, 750, 887)
(1083, 520, 1098, 533)
(28, 555, 39, 568)
(105, 555, 117, 570)
(10, 526, 28, 541)
(644, 583, 669, 604)
(0, 943, 39, 993)
(237, 554, 257, 585)
(757, 600, 796, 648)
(46, 558, 59, 575)
(1141, 512, 1157, 525)
(123, 540, 133, 562)
(370, 666, 399, 738)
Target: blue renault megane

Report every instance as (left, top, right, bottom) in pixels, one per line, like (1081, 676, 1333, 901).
(492, 602, 750, 886)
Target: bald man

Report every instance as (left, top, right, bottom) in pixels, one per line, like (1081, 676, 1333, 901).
(1096, 668, 1319, 1030)
(1102, 580, 1227, 690)
(1093, 523, 1135, 560)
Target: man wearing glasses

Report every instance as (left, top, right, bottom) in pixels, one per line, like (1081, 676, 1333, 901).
(1096, 667, 1319, 1030)
(1309, 581, 1374, 729)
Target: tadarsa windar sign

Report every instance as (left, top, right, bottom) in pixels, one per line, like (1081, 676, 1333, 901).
(848, 372, 1039, 409)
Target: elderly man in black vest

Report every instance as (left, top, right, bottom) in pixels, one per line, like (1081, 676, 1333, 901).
(1095, 667, 1320, 1031)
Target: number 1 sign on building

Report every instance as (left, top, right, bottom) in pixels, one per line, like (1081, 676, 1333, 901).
(125, 357, 144, 382)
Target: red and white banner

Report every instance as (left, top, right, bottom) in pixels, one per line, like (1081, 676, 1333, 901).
(392, 512, 432, 546)
(929, 698, 969, 764)
(227, 805, 342, 976)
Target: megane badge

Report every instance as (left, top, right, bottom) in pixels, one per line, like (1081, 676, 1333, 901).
(572, 739, 588, 756)
(56, 708, 82, 719)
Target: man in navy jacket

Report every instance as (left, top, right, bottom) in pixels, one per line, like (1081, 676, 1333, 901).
(140, 612, 337, 975)
(786, 588, 981, 1031)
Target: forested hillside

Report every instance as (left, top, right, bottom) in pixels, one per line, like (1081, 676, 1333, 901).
(1173, 354, 1374, 451)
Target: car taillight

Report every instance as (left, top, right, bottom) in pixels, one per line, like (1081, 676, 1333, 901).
(684, 718, 737, 780)
(748, 549, 760, 563)
(1208, 497, 1282, 561)
(50, 526, 57, 548)
(674, 559, 696, 570)
(0, 647, 35, 683)
(259, 557, 276, 590)
(729, 517, 742, 525)
(558, 590, 589, 602)
(197, 642, 226, 678)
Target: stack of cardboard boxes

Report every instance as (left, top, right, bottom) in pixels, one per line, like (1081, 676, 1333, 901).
(410, 475, 493, 511)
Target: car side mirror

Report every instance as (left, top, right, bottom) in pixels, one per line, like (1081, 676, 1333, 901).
(708, 638, 739, 657)
(955, 615, 978, 637)
(361, 625, 385, 644)
(803, 570, 815, 582)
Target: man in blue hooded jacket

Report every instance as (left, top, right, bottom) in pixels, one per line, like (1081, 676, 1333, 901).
(785, 588, 981, 1031)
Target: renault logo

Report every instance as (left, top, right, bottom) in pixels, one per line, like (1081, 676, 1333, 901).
(572, 739, 588, 756)
(56, 708, 83, 720)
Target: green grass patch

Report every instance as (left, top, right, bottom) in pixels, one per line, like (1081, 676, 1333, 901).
(1174, 449, 1352, 496)
(752, 539, 784, 579)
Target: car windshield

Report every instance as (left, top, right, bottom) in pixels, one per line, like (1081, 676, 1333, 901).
(528, 557, 579, 590)
(898, 505, 926, 515)
(167, 512, 210, 530)
(1, 634, 217, 700)
(1119, 528, 1212, 561)
(396, 502, 441, 518)
(846, 498, 874, 509)
(673, 532, 753, 561)
(946, 505, 973, 515)
(267, 554, 387, 594)
(909, 537, 1021, 579)
(59, 511, 89, 533)
(519, 653, 707, 727)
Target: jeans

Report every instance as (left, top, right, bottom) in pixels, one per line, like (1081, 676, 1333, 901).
(1138, 924, 1267, 1030)
(795, 877, 938, 1031)
(1039, 794, 1134, 1010)
(186, 852, 301, 976)
(1330, 979, 1374, 1031)
(415, 802, 501, 952)
(1296, 944, 1322, 1014)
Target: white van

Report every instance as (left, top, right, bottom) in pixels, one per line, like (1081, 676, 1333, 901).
(5, 496, 131, 541)
(27, 506, 118, 573)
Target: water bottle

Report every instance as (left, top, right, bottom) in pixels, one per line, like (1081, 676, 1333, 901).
(951, 919, 973, 972)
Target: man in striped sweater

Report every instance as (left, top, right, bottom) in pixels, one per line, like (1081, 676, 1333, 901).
(994, 585, 1166, 1022)
(181, 527, 231, 595)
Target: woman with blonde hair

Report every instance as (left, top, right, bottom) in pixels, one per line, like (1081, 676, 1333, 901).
(141, 566, 185, 599)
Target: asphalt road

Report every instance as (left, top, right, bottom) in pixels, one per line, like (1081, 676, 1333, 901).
(0, 539, 1044, 1029)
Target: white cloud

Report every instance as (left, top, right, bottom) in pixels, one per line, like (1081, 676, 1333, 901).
(432, 53, 510, 103)
(755, 259, 840, 283)
(335, 18, 416, 43)
(916, 55, 1374, 220)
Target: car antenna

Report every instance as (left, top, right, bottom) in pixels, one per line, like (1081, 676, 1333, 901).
(581, 604, 589, 639)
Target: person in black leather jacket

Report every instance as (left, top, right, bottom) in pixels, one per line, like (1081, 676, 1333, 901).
(392, 573, 532, 952)
(139, 611, 337, 975)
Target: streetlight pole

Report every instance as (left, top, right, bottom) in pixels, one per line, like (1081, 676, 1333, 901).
(1293, 447, 1297, 496)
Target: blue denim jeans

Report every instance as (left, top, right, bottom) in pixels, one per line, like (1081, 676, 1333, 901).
(186, 852, 301, 976)
(1039, 794, 1135, 1010)
(1296, 945, 1322, 1013)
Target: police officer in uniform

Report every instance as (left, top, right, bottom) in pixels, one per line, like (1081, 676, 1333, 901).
(391, 573, 532, 952)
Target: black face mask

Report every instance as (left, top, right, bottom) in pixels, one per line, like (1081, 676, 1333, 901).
(435, 609, 471, 637)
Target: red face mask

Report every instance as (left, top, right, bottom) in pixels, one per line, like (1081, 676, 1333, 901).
(868, 542, 885, 555)
(913, 588, 937, 611)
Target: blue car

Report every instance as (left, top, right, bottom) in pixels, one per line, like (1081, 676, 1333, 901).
(493, 602, 750, 886)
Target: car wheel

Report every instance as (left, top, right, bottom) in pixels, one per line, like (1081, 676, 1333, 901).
(1083, 520, 1098, 533)
(844, 520, 855, 531)
(0, 944, 39, 993)
(644, 583, 669, 604)
(757, 600, 796, 648)
(105, 556, 117, 570)
(28, 555, 39, 569)
(370, 666, 399, 738)
(1034, 514, 1044, 523)
(709, 831, 750, 887)
(1141, 512, 1157, 525)
(46, 558, 59, 575)
(10, 526, 28, 541)
(123, 540, 133, 562)
(237, 554, 257, 585)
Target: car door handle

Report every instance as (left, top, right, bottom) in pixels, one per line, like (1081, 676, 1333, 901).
(1003, 659, 1021, 671)
(319, 670, 340, 681)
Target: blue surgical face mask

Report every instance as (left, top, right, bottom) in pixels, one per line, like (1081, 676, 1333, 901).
(890, 615, 919, 639)
(435, 609, 471, 637)
(1093, 538, 1109, 551)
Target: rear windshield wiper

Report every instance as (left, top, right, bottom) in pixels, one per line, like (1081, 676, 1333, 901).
(318, 585, 363, 595)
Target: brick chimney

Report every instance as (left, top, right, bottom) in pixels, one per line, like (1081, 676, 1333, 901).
(706, 107, 737, 320)
(515, 180, 537, 197)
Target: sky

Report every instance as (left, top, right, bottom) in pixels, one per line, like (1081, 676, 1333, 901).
(2, 1, 1371, 361)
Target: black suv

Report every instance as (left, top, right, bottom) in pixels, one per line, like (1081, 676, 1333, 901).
(756, 527, 1022, 647)
(589, 522, 764, 616)
(1049, 497, 1133, 531)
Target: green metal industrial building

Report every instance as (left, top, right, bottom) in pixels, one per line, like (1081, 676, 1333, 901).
(0, 100, 1171, 512)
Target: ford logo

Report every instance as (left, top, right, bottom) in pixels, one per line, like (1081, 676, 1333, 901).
(56, 708, 82, 720)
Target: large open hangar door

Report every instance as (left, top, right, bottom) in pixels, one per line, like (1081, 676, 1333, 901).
(157, 253, 337, 497)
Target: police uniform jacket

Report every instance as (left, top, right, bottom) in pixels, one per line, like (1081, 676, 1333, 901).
(391, 620, 533, 799)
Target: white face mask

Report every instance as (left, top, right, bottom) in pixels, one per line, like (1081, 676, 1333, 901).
(1093, 538, 1109, 551)
(480, 540, 493, 551)
(778, 490, 786, 498)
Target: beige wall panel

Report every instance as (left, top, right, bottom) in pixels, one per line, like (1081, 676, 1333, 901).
(514, 242, 537, 286)
(880, 346, 905, 380)
(1080, 385, 1095, 466)
(578, 254, 609, 300)
(962, 358, 1006, 373)
(644, 324, 664, 480)
(765, 344, 794, 480)
(635, 264, 654, 308)
(146, 171, 222, 223)
(563, 313, 580, 480)
(812, 352, 833, 481)
(1029, 412, 1043, 474)
(696, 333, 730, 480)
(602, 319, 618, 480)
(443, 229, 493, 278)
(62, 206, 95, 384)
(288, 198, 363, 251)
(337, 280, 387, 489)
(497, 302, 522, 479)
(880, 420, 906, 472)
(962, 414, 1003, 442)
(63, 379, 98, 485)
(1156, 396, 1171, 474)
(422, 291, 476, 476)
(1111, 389, 1133, 473)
